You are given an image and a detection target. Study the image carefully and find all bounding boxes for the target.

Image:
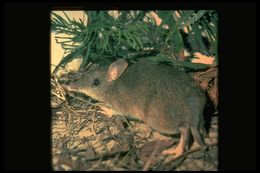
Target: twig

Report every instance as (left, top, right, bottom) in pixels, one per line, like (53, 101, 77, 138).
(83, 149, 129, 162)
(103, 122, 120, 144)
(92, 109, 97, 136)
(67, 105, 81, 117)
(87, 157, 103, 171)
(76, 117, 92, 133)
(53, 75, 67, 100)
(120, 115, 133, 130)
(142, 141, 160, 171)
(51, 90, 66, 101)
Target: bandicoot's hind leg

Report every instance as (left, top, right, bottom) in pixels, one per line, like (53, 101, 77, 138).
(187, 95, 207, 145)
(191, 126, 206, 149)
(162, 125, 191, 157)
(200, 114, 207, 137)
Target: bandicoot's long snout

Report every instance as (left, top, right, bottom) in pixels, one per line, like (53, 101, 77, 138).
(62, 83, 79, 93)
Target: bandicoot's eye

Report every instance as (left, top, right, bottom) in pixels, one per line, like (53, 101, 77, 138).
(92, 78, 100, 86)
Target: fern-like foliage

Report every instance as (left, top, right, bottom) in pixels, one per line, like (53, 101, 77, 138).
(51, 10, 218, 73)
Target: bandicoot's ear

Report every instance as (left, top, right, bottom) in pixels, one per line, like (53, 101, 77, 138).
(107, 59, 128, 82)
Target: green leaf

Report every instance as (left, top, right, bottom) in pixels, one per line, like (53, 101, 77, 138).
(52, 12, 69, 26)
(87, 11, 98, 25)
(103, 32, 109, 50)
(157, 10, 176, 28)
(116, 30, 122, 45)
(132, 34, 143, 49)
(83, 29, 92, 44)
(80, 45, 92, 68)
(179, 10, 207, 29)
(201, 20, 214, 42)
(192, 23, 208, 54)
(62, 11, 72, 24)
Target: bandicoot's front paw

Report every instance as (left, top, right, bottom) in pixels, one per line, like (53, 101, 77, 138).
(98, 106, 114, 117)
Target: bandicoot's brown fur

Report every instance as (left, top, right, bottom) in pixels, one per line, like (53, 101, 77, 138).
(65, 58, 206, 157)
